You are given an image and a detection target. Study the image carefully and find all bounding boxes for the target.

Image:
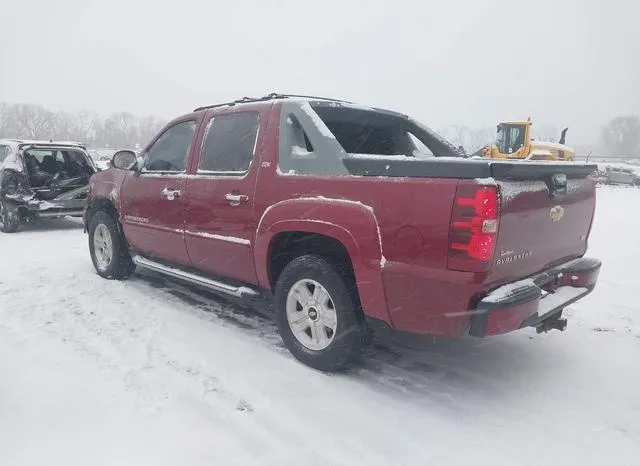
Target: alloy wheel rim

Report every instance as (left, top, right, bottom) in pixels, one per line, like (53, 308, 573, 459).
(0, 202, 6, 228)
(286, 279, 338, 351)
(93, 224, 114, 271)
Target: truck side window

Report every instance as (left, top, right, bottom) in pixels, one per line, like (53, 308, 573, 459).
(287, 115, 314, 154)
(0, 146, 8, 163)
(144, 120, 196, 172)
(199, 112, 259, 173)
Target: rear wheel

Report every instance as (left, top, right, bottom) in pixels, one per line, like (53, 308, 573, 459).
(88, 211, 135, 279)
(0, 200, 19, 233)
(274, 255, 363, 372)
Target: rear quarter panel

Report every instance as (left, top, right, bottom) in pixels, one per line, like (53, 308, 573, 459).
(254, 164, 478, 333)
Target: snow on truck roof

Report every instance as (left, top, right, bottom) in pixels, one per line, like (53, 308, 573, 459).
(193, 93, 371, 112)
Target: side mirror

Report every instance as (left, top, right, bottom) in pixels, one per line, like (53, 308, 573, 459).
(111, 150, 138, 170)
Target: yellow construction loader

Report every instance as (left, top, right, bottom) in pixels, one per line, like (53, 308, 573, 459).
(481, 118, 575, 161)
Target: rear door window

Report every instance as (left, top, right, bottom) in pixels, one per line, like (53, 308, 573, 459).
(198, 112, 259, 173)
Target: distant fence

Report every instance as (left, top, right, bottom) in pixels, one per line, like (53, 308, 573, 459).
(576, 155, 640, 166)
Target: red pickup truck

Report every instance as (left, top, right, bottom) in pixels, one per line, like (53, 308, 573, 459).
(84, 94, 601, 371)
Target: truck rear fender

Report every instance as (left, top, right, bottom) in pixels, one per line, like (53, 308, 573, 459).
(255, 197, 391, 324)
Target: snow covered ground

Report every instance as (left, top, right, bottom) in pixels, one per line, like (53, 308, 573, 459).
(1, 187, 639, 466)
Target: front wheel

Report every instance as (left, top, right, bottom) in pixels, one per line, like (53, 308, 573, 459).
(274, 255, 363, 372)
(0, 200, 19, 233)
(88, 211, 135, 279)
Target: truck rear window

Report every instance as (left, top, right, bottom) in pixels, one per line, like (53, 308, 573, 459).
(277, 101, 461, 177)
(311, 105, 455, 158)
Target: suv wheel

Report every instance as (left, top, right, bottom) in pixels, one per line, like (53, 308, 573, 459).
(0, 200, 19, 233)
(88, 211, 135, 279)
(274, 255, 363, 372)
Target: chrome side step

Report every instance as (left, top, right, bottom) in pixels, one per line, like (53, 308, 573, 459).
(132, 255, 259, 299)
(37, 210, 85, 218)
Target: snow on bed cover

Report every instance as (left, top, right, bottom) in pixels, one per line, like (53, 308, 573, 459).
(347, 154, 471, 162)
(348, 153, 413, 161)
(498, 180, 547, 202)
(491, 159, 595, 168)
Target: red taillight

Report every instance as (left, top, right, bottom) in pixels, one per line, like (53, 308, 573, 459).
(448, 184, 500, 271)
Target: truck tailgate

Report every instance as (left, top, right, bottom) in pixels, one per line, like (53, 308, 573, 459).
(487, 162, 597, 286)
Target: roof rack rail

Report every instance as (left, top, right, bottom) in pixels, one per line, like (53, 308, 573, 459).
(193, 93, 350, 112)
(277, 94, 351, 103)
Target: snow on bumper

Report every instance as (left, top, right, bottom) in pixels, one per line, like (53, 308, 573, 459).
(469, 257, 602, 337)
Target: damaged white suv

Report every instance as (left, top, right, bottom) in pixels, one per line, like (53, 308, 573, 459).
(0, 139, 98, 233)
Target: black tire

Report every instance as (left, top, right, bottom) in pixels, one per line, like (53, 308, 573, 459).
(88, 211, 135, 280)
(0, 200, 19, 233)
(274, 254, 363, 372)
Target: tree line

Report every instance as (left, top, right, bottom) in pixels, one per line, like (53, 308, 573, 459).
(600, 116, 640, 158)
(0, 102, 166, 150)
(441, 116, 640, 158)
(1, 101, 638, 158)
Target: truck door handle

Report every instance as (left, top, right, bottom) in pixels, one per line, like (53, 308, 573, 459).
(225, 193, 249, 205)
(161, 187, 182, 200)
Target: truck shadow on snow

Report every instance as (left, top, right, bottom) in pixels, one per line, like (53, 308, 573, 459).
(17, 218, 84, 233)
(133, 270, 565, 409)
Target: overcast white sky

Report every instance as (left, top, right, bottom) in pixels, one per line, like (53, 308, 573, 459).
(1, 0, 638, 144)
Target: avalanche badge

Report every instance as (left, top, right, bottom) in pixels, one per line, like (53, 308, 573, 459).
(550, 205, 565, 223)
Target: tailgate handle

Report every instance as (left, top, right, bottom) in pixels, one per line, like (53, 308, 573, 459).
(547, 173, 567, 197)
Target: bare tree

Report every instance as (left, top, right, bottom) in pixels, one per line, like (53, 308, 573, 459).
(0, 102, 18, 138)
(533, 124, 560, 142)
(467, 128, 494, 153)
(74, 110, 97, 144)
(440, 125, 494, 154)
(602, 116, 640, 158)
(138, 116, 166, 148)
(13, 103, 55, 139)
(1, 101, 166, 149)
(53, 111, 77, 140)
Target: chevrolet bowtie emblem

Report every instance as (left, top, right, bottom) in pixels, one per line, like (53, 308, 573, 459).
(550, 205, 565, 223)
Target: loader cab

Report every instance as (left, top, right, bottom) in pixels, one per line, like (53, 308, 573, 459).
(494, 121, 530, 157)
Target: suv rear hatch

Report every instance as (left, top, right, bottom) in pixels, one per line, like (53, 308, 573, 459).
(21, 145, 96, 201)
